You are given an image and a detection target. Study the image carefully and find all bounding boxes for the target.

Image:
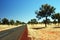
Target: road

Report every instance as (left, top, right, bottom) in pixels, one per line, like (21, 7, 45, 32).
(0, 25, 27, 40)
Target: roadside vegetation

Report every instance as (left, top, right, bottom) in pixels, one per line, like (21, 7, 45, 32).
(0, 18, 25, 25)
(0, 4, 60, 28)
(27, 4, 60, 28)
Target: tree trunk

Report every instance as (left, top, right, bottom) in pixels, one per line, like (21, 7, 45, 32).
(45, 16, 47, 27)
(58, 19, 59, 27)
(45, 22, 47, 27)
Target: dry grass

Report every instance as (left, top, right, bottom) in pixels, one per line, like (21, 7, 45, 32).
(0, 25, 22, 31)
(27, 24, 60, 40)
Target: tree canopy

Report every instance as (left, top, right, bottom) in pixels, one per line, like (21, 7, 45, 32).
(42, 19, 51, 24)
(36, 4, 55, 19)
(28, 19, 38, 24)
(51, 13, 60, 23)
(9, 20, 15, 25)
(2, 18, 9, 24)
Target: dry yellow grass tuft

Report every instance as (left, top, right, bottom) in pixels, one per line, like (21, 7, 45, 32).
(27, 24, 60, 40)
(0, 25, 22, 31)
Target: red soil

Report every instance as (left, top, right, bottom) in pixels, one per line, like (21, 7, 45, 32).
(18, 27, 31, 40)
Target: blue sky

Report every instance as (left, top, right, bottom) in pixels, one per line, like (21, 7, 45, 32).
(0, 0, 60, 23)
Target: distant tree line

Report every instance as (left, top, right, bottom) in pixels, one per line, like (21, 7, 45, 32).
(0, 18, 25, 25)
(27, 19, 38, 24)
(27, 18, 60, 24)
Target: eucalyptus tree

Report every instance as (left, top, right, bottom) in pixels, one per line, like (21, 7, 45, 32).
(2, 18, 9, 24)
(51, 13, 60, 26)
(15, 20, 21, 25)
(53, 20, 57, 24)
(28, 19, 38, 24)
(9, 20, 15, 25)
(35, 4, 55, 27)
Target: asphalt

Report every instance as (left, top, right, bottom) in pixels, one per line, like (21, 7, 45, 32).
(0, 24, 27, 40)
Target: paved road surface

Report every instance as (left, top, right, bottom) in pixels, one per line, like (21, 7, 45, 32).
(0, 25, 27, 40)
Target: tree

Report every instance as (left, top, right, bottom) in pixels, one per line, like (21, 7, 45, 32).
(42, 19, 51, 24)
(53, 20, 57, 24)
(9, 20, 15, 25)
(15, 20, 21, 25)
(21, 22, 25, 24)
(51, 13, 60, 26)
(28, 19, 38, 24)
(35, 4, 55, 27)
(0, 18, 1, 24)
(2, 18, 9, 24)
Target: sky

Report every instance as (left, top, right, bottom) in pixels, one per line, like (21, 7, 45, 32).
(0, 0, 60, 23)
